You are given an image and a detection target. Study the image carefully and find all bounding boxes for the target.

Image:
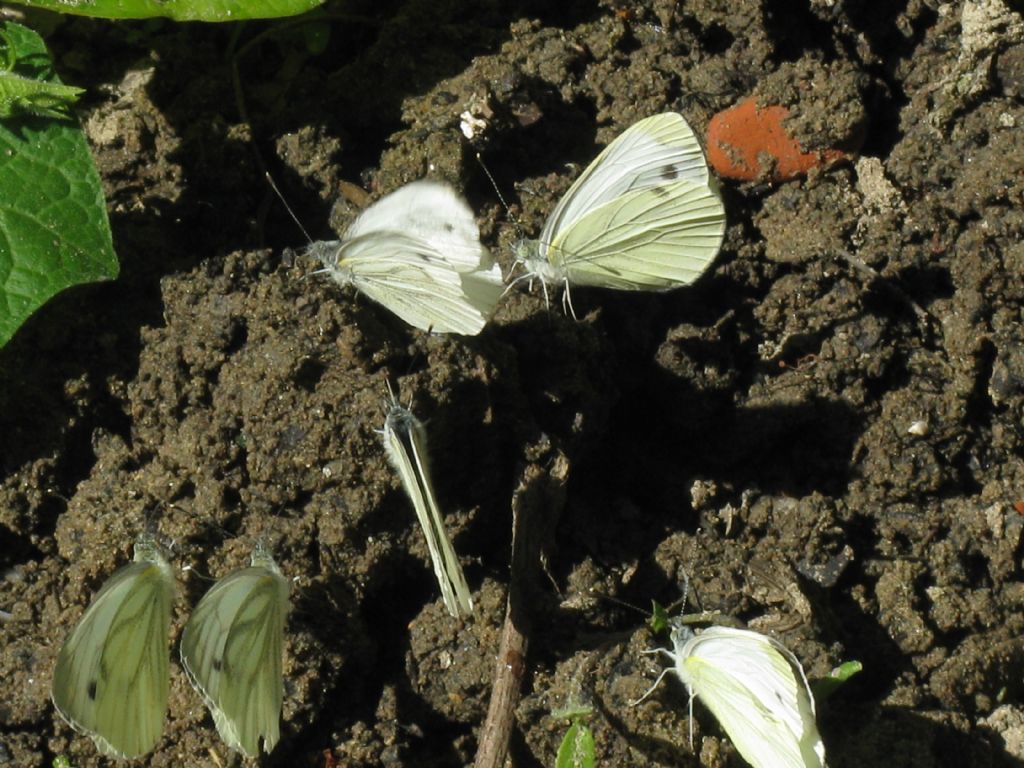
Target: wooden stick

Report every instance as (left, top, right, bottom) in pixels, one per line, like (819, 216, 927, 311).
(473, 451, 569, 768)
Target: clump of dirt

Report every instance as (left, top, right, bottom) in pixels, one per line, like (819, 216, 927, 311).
(2, 0, 1024, 766)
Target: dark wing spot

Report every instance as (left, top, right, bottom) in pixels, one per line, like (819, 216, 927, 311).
(213, 658, 223, 671)
(443, 223, 454, 232)
(660, 164, 682, 180)
(651, 185, 672, 198)
(87, 680, 97, 700)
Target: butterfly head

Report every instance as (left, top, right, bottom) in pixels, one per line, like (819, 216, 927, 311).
(305, 240, 354, 287)
(667, 618, 696, 657)
(512, 238, 561, 283)
(384, 401, 423, 442)
(132, 533, 171, 571)
(509, 238, 573, 312)
(250, 540, 282, 573)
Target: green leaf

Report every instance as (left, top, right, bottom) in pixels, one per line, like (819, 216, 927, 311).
(0, 22, 117, 349)
(648, 600, 670, 635)
(6, 0, 322, 21)
(551, 702, 594, 722)
(555, 721, 595, 768)
(300, 19, 331, 55)
(811, 659, 863, 703)
(0, 30, 83, 119)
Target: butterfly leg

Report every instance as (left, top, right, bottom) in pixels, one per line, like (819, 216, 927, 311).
(501, 272, 546, 310)
(687, 688, 697, 750)
(626, 667, 675, 708)
(560, 278, 577, 320)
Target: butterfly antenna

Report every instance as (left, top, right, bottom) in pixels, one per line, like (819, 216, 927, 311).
(382, 379, 400, 415)
(676, 569, 709, 618)
(475, 152, 515, 224)
(382, 378, 415, 414)
(476, 152, 532, 257)
(265, 171, 314, 244)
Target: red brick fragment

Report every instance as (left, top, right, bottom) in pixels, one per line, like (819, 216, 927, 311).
(707, 97, 849, 182)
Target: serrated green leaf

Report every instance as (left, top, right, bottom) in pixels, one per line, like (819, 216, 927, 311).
(0, 68, 82, 119)
(0, 22, 117, 349)
(0, 29, 83, 119)
(6, 0, 322, 21)
(555, 721, 595, 768)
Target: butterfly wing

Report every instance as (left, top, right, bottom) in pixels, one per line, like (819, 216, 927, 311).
(51, 551, 173, 759)
(402, 410, 474, 617)
(346, 179, 493, 273)
(337, 232, 501, 334)
(383, 406, 473, 617)
(548, 179, 725, 290)
(313, 180, 502, 333)
(675, 627, 825, 768)
(539, 112, 710, 248)
(180, 560, 290, 757)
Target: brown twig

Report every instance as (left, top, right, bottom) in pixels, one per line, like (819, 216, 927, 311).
(473, 450, 569, 768)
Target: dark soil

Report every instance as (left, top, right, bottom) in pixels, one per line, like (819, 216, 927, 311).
(3, 0, 1024, 766)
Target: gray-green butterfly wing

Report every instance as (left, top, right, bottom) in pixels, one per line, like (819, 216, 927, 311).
(51, 545, 174, 759)
(180, 554, 290, 757)
(539, 112, 710, 245)
(549, 179, 725, 290)
(382, 403, 474, 618)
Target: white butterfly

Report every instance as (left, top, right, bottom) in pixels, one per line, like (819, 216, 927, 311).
(381, 396, 473, 618)
(646, 621, 827, 768)
(180, 543, 291, 757)
(308, 179, 504, 335)
(513, 112, 726, 310)
(51, 534, 175, 759)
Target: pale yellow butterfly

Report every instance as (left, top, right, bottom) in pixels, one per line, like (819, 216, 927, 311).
(513, 112, 726, 312)
(644, 620, 826, 768)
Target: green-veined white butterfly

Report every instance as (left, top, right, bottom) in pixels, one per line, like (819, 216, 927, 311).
(308, 179, 504, 335)
(648, 620, 826, 768)
(381, 397, 473, 618)
(180, 542, 291, 757)
(51, 534, 174, 759)
(513, 112, 726, 310)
